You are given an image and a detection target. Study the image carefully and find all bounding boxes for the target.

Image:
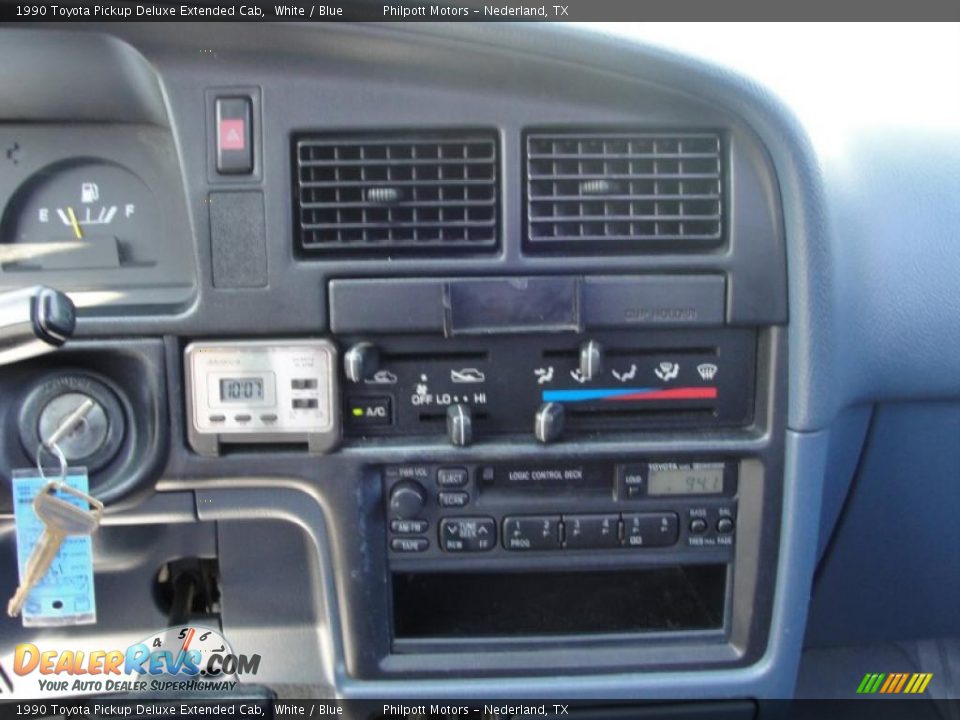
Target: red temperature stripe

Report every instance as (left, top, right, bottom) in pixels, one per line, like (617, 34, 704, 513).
(607, 387, 718, 402)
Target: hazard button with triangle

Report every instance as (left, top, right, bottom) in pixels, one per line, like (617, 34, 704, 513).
(215, 97, 253, 174)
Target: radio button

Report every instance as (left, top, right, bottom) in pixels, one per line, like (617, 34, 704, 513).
(623, 512, 679, 548)
(689, 518, 709, 534)
(391, 537, 429, 553)
(437, 467, 469, 488)
(391, 519, 429, 535)
(617, 464, 646, 500)
(438, 491, 470, 508)
(389, 480, 427, 519)
(564, 514, 620, 550)
(503, 515, 562, 551)
(440, 517, 496, 552)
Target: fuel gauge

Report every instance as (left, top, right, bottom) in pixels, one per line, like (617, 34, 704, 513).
(1, 161, 158, 270)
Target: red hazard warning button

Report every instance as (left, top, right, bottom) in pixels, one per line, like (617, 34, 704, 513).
(215, 97, 253, 174)
(219, 119, 246, 150)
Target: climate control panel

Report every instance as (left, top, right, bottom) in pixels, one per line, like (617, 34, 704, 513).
(345, 329, 755, 446)
(383, 460, 738, 564)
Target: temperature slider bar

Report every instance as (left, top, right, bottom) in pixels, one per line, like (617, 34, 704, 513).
(543, 387, 718, 403)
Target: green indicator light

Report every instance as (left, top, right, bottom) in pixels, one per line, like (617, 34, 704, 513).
(352, 407, 364, 417)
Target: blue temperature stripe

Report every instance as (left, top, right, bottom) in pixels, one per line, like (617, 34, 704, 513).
(542, 387, 656, 402)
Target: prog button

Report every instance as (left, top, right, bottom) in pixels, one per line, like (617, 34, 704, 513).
(503, 515, 562, 551)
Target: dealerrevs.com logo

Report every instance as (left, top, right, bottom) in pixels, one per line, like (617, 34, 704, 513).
(13, 626, 261, 694)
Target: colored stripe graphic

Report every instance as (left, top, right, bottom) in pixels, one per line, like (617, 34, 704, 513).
(856, 672, 933, 694)
(894, 673, 910, 693)
(543, 387, 717, 403)
(905, 673, 934, 694)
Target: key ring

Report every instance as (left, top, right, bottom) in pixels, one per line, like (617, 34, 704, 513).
(34, 397, 96, 485)
(35, 441, 68, 485)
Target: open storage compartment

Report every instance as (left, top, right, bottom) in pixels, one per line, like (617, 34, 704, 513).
(392, 564, 727, 640)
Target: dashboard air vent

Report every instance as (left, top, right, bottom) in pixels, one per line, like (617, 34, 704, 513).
(295, 132, 498, 254)
(525, 131, 723, 252)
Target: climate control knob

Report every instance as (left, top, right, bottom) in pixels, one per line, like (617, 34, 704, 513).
(343, 342, 379, 383)
(446, 403, 473, 447)
(534, 402, 565, 444)
(389, 480, 427, 519)
(579, 340, 603, 381)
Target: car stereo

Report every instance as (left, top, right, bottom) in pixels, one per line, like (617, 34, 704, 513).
(383, 458, 740, 643)
(383, 459, 738, 559)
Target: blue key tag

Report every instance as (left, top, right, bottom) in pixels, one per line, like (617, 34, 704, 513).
(11, 468, 97, 627)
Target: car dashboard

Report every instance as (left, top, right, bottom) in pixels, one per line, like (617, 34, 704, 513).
(0, 20, 958, 710)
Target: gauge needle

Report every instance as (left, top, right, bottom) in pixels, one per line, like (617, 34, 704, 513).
(66, 207, 83, 239)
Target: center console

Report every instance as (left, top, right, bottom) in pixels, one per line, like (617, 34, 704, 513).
(178, 271, 782, 677)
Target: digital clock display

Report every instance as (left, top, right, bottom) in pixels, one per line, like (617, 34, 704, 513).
(219, 377, 265, 403)
(647, 467, 724, 495)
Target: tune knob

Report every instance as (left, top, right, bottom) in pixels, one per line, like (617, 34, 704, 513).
(534, 402, 565, 444)
(343, 342, 379, 383)
(446, 403, 473, 447)
(579, 340, 603, 381)
(389, 480, 427, 519)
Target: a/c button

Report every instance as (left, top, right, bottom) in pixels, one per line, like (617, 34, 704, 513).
(347, 396, 392, 426)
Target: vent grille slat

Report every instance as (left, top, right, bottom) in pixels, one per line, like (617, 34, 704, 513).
(525, 131, 724, 251)
(295, 132, 499, 254)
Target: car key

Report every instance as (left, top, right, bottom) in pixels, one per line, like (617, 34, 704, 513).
(7, 482, 103, 618)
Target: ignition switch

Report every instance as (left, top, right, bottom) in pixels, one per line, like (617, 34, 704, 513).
(18, 372, 126, 473)
(37, 392, 109, 461)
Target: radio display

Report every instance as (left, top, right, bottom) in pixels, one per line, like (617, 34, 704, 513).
(219, 377, 265, 403)
(648, 466, 724, 495)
